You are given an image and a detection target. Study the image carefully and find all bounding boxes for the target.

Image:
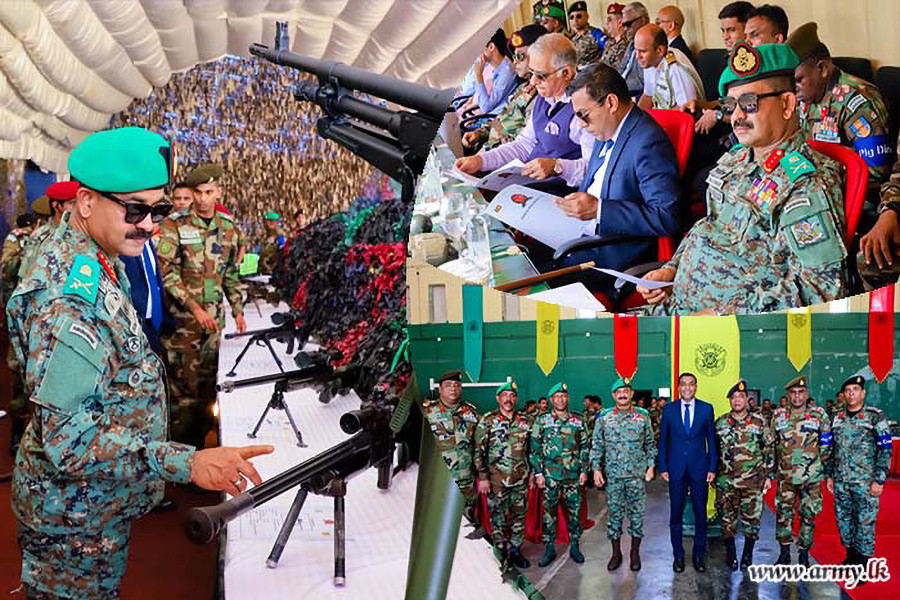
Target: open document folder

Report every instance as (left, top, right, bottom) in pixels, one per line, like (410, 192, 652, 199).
(447, 159, 542, 192)
(484, 184, 585, 250)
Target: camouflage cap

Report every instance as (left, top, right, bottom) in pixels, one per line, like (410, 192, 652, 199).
(511, 24, 548, 49)
(496, 380, 518, 395)
(718, 41, 799, 96)
(184, 162, 224, 188)
(610, 377, 631, 395)
(840, 375, 866, 391)
(786, 22, 824, 63)
(31, 195, 51, 216)
(541, 4, 566, 20)
(437, 370, 462, 383)
(727, 380, 748, 398)
(548, 382, 568, 397)
(265, 212, 281, 220)
(68, 127, 174, 193)
(568, 1, 588, 13)
(785, 375, 808, 391)
(46, 181, 80, 201)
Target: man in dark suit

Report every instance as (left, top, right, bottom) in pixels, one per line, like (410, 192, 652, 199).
(658, 372, 717, 572)
(121, 240, 165, 356)
(656, 5, 696, 66)
(540, 61, 680, 291)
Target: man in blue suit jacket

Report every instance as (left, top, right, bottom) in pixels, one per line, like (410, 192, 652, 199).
(539, 62, 680, 291)
(658, 372, 717, 572)
(121, 239, 166, 357)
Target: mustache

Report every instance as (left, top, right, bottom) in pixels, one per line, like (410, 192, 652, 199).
(126, 230, 153, 241)
(732, 119, 753, 129)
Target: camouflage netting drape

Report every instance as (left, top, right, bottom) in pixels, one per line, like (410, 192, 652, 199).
(1, 159, 27, 242)
(109, 55, 374, 245)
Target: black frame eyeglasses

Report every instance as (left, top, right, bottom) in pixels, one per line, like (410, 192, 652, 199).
(719, 90, 788, 115)
(97, 190, 174, 224)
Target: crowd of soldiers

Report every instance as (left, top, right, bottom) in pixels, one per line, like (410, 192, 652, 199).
(423, 369, 893, 577)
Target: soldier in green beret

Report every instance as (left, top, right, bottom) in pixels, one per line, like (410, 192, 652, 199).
(422, 371, 480, 523)
(259, 212, 286, 275)
(640, 42, 847, 314)
(7, 127, 273, 598)
(474, 380, 532, 570)
(157, 162, 247, 447)
(771, 375, 831, 566)
(715, 380, 774, 571)
(827, 375, 892, 567)
(591, 377, 655, 571)
(530, 382, 590, 566)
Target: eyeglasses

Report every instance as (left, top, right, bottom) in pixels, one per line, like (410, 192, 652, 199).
(718, 90, 788, 115)
(514, 51, 528, 63)
(574, 94, 611, 125)
(622, 18, 639, 28)
(529, 64, 568, 81)
(98, 191, 174, 224)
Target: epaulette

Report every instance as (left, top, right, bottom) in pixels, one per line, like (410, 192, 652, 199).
(62, 255, 101, 305)
(780, 152, 817, 182)
(864, 405, 885, 418)
(666, 51, 677, 65)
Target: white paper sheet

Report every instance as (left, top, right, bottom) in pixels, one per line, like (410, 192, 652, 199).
(471, 159, 539, 192)
(485, 184, 585, 250)
(528, 283, 607, 312)
(591, 267, 674, 289)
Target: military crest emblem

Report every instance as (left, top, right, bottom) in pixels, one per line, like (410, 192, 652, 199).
(541, 319, 555, 335)
(849, 116, 871, 138)
(730, 42, 760, 78)
(695, 343, 727, 377)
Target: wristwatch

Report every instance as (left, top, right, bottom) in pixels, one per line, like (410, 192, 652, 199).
(715, 109, 724, 122)
(552, 159, 563, 175)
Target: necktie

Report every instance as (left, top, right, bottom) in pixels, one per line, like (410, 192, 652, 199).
(143, 245, 162, 331)
(587, 139, 615, 188)
(683, 403, 691, 434)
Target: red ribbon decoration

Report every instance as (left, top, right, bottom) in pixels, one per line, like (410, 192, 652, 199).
(614, 314, 638, 379)
(869, 285, 895, 383)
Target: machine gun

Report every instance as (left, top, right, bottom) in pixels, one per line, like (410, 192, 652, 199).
(223, 310, 308, 377)
(186, 382, 413, 585)
(249, 22, 455, 204)
(217, 349, 360, 447)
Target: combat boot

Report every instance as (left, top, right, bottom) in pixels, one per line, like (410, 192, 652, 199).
(569, 541, 584, 564)
(509, 545, 530, 569)
(856, 554, 870, 586)
(538, 543, 557, 567)
(629, 537, 642, 571)
(798, 548, 810, 567)
(841, 546, 858, 565)
(724, 538, 738, 571)
(740, 539, 756, 569)
(775, 544, 791, 565)
(607, 539, 623, 571)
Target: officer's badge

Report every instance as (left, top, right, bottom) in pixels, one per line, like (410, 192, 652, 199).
(730, 42, 760, 78)
(511, 33, 523, 47)
(780, 152, 816, 182)
(64, 256, 101, 304)
(790, 217, 826, 246)
(695, 343, 727, 377)
(849, 117, 871, 138)
(543, 5, 550, 14)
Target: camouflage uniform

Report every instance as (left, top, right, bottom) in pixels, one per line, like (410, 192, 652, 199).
(649, 130, 847, 315)
(7, 214, 194, 598)
(601, 35, 630, 70)
(259, 226, 286, 274)
(157, 210, 244, 447)
(422, 398, 479, 514)
(828, 406, 892, 557)
(590, 405, 655, 539)
(649, 406, 661, 450)
(771, 406, 831, 549)
(529, 411, 590, 544)
(17, 222, 55, 280)
(715, 412, 774, 540)
(470, 81, 538, 150)
(474, 410, 532, 548)
(1, 227, 34, 435)
(856, 129, 900, 290)
(571, 30, 602, 67)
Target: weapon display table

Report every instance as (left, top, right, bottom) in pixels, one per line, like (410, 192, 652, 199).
(217, 304, 521, 599)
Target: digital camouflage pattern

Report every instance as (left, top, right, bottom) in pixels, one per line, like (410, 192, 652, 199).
(2, 227, 36, 432)
(829, 405, 892, 556)
(715, 412, 774, 539)
(7, 214, 194, 597)
(771, 405, 832, 548)
(571, 29, 602, 66)
(530, 411, 590, 543)
(591, 405, 654, 539)
(17, 222, 55, 281)
(157, 210, 244, 446)
(470, 81, 538, 150)
(422, 398, 479, 505)
(601, 34, 630, 71)
(650, 130, 847, 314)
(857, 130, 900, 290)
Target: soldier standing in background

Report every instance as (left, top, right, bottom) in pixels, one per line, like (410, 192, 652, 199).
(715, 380, 774, 571)
(827, 375, 892, 568)
(530, 382, 589, 567)
(258, 212, 286, 274)
(591, 377, 655, 571)
(474, 381, 532, 570)
(157, 163, 246, 448)
(772, 376, 832, 566)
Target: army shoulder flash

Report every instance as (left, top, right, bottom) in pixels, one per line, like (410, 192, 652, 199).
(780, 152, 817, 182)
(63, 256, 101, 305)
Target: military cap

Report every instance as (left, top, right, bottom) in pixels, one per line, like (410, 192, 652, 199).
(496, 380, 518, 395)
(568, 1, 588, 13)
(31, 195, 51, 216)
(786, 22, 826, 63)
(511, 24, 548, 49)
(727, 380, 748, 397)
(785, 375, 808, 390)
(548, 382, 568, 397)
(840, 375, 866, 391)
(541, 4, 566, 21)
(607, 3, 625, 15)
(437, 370, 462, 383)
(610, 377, 631, 395)
(184, 162, 224, 188)
(265, 212, 281, 220)
(46, 180, 80, 201)
(718, 42, 799, 96)
(68, 127, 173, 193)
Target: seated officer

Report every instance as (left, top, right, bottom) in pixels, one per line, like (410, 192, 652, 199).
(638, 42, 847, 314)
(858, 136, 900, 289)
(634, 24, 704, 110)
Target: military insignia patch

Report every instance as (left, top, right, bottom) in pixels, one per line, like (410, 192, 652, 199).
(790, 217, 826, 246)
(783, 197, 812, 214)
(730, 42, 760, 78)
(846, 93, 867, 113)
(780, 152, 816, 182)
(541, 319, 555, 334)
(849, 116, 871, 138)
(695, 343, 727, 377)
(543, 5, 550, 14)
(63, 256, 101, 304)
(157, 240, 174, 256)
(511, 33, 523, 47)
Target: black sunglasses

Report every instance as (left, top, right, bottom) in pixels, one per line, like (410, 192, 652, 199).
(719, 90, 788, 115)
(529, 64, 568, 82)
(623, 18, 639, 28)
(98, 190, 174, 224)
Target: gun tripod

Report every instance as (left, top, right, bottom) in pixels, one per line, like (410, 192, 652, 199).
(248, 380, 306, 447)
(226, 333, 287, 377)
(266, 478, 348, 585)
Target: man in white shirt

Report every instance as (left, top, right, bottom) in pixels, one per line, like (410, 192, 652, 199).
(634, 24, 704, 110)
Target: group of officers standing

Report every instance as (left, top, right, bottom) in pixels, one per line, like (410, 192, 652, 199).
(423, 369, 893, 580)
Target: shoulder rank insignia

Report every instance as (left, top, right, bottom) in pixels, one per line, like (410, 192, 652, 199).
(780, 152, 817, 182)
(63, 255, 101, 305)
(763, 148, 786, 173)
(666, 51, 677, 65)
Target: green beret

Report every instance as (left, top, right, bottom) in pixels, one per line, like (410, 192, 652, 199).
(184, 163, 224, 188)
(718, 42, 799, 96)
(610, 377, 631, 395)
(727, 380, 748, 398)
(548, 382, 568, 397)
(438, 370, 462, 383)
(785, 375, 808, 391)
(841, 375, 866, 391)
(68, 127, 173, 193)
(265, 212, 281, 220)
(31, 195, 50, 216)
(786, 22, 824, 64)
(541, 4, 566, 21)
(496, 380, 518, 395)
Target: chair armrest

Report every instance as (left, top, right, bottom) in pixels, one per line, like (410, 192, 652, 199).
(451, 94, 473, 110)
(551, 234, 650, 262)
(459, 113, 498, 132)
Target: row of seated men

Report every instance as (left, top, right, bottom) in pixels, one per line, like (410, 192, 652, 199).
(451, 2, 900, 315)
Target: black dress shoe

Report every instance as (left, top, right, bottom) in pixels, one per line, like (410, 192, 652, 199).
(673, 557, 685, 572)
(152, 498, 178, 512)
(692, 556, 706, 572)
